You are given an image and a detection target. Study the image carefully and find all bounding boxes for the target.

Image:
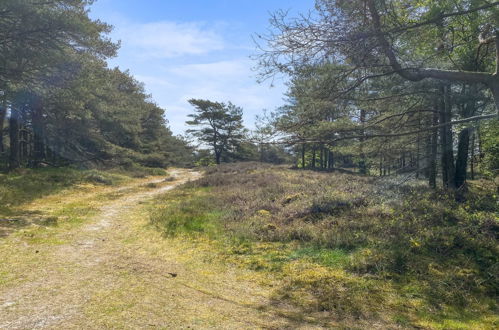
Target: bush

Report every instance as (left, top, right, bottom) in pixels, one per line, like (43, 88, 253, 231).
(117, 163, 166, 178)
(138, 153, 169, 168)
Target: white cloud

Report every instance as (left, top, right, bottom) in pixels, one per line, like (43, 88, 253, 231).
(115, 21, 225, 59)
(134, 75, 175, 88)
(168, 60, 249, 78)
(158, 59, 286, 133)
(101, 17, 287, 135)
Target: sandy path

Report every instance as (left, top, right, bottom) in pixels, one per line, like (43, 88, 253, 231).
(0, 169, 316, 329)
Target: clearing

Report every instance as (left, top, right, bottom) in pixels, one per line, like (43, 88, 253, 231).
(0, 169, 315, 329)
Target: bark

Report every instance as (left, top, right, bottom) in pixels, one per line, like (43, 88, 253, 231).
(439, 85, 455, 188)
(32, 97, 45, 166)
(470, 130, 475, 180)
(379, 155, 383, 176)
(311, 146, 316, 168)
(416, 112, 422, 178)
(0, 101, 5, 153)
(215, 151, 221, 165)
(359, 109, 367, 174)
(328, 149, 334, 169)
(9, 107, 20, 169)
(428, 106, 439, 188)
(301, 144, 306, 168)
(319, 145, 324, 169)
(212, 128, 220, 165)
(492, 83, 499, 113)
(454, 128, 470, 188)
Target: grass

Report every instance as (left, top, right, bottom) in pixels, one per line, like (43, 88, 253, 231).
(0, 165, 167, 215)
(149, 162, 499, 329)
(0, 168, 118, 215)
(0, 165, 169, 240)
(2, 169, 309, 329)
(0, 165, 174, 296)
(150, 187, 223, 238)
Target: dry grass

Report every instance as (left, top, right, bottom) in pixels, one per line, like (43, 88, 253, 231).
(0, 169, 325, 329)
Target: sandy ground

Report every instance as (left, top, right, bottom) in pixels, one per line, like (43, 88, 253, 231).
(0, 169, 323, 329)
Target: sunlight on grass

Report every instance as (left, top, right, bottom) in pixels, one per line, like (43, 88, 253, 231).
(148, 163, 499, 329)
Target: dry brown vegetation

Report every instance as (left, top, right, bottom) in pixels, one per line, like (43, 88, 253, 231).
(151, 162, 499, 329)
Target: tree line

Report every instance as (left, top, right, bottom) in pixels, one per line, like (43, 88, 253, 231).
(0, 0, 192, 171)
(186, 99, 293, 165)
(255, 0, 498, 189)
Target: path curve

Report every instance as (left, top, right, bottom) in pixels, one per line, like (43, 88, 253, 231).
(0, 169, 310, 329)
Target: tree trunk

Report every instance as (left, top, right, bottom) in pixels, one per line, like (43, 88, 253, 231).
(454, 127, 470, 188)
(20, 125, 28, 166)
(311, 146, 316, 169)
(0, 95, 6, 154)
(439, 85, 455, 189)
(319, 145, 324, 169)
(359, 109, 367, 174)
(416, 112, 422, 178)
(9, 107, 20, 169)
(379, 155, 383, 176)
(428, 107, 439, 188)
(491, 83, 499, 113)
(301, 144, 306, 169)
(215, 151, 221, 165)
(470, 130, 475, 180)
(32, 98, 45, 167)
(328, 149, 334, 169)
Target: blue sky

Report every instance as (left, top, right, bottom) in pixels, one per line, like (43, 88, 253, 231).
(88, 0, 315, 135)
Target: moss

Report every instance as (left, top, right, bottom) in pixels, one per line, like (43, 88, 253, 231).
(276, 261, 388, 317)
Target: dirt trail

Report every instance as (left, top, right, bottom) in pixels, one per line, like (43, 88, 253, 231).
(0, 169, 317, 329)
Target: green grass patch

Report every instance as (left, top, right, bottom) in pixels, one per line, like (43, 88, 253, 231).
(289, 246, 350, 267)
(150, 188, 223, 238)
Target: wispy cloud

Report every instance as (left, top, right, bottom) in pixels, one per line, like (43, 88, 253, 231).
(168, 60, 250, 77)
(100, 15, 286, 135)
(115, 21, 225, 59)
(163, 59, 285, 132)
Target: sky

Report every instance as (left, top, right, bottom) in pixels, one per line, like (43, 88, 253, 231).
(88, 0, 315, 135)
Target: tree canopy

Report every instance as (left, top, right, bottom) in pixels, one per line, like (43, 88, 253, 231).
(0, 0, 192, 170)
(186, 99, 246, 164)
(256, 0, 498, 189)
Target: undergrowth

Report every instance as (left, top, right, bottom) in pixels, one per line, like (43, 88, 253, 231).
(150, 162, 499, 329)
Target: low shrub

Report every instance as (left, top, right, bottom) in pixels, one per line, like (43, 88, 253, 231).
(152, 162, 499, 327)
(115, 163, 166, 178)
